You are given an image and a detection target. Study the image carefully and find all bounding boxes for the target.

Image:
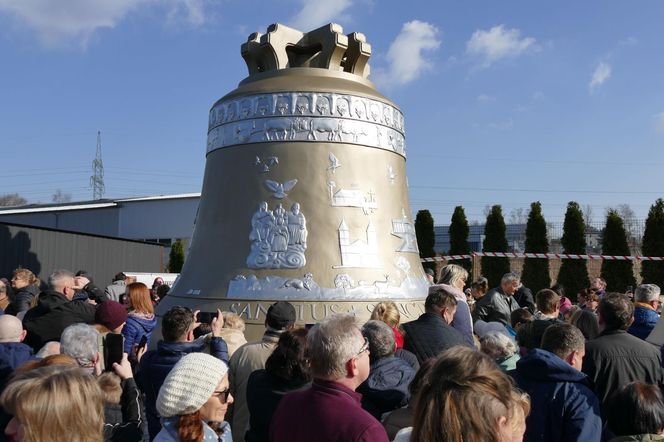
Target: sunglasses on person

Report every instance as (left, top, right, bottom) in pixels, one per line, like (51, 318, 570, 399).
(212, 388, 231, 403)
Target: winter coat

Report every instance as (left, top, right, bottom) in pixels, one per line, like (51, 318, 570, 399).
(269, 379, 389, 442)
(523, 318, 564, 350)
(402, 312, 470, 364)
(357, 356, 416, 420)
(4, 285, 40, 316)
(432, 284, 474, 346)
(510, 348, 602, 442)
(582, 329, 664, 411)
(245, 370, 310, 442)
(474, 287, 521, 326)
(0, 342, 34, 389)
(514, 285, 536, 312)
(217, 328, 247, 357)
(103, 378, 145, 442)
(122, 313, 157, 354)
(628, 304, 660, 340)
(22, 290, 96, 351)
(136, 337, 229, 439)
(105, 280, 126, 303)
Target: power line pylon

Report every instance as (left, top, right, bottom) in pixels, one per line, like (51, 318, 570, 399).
(90, 131, 105, 200)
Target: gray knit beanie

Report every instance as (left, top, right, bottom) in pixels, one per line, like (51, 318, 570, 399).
(156, 353, 229, 418)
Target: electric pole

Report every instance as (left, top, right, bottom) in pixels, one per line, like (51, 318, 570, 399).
(90, 131, 105, 200)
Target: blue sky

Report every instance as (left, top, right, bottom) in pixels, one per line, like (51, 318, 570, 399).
(1, 0, 663, 225)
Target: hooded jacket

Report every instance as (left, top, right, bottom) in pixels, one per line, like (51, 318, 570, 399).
(0, 342, 34, 389)
(510, 348, 602, 442)
(357, 355, 416, 419)
(628, 304, 660, 340)
(122, 313, 157, 354)
(22, 290, 96, 351)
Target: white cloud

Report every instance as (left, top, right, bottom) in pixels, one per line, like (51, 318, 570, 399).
(289, 0, 352, 31)
(372, 20, 441, 88)
(477, 94, 495, 103)
(589, 61, 611, 92)
(0, 0, 208, 47)
(466, 25, 537, 68)
(655, 112, 664, 133)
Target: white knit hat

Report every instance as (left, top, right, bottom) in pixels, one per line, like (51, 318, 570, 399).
(156, 353, 229, 418)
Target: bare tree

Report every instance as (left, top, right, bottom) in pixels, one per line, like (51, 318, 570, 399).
(583, 204, 594, 228)
(615, 204, 638, 239)
(509, 207, 527, 225)
(0, 193, 27, 207)
(52, 189, 72, 204)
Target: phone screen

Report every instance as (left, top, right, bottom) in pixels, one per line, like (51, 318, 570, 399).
(105, 333, 124, 371)
(198, 311, 219, 324)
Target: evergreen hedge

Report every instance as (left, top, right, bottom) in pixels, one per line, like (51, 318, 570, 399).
(521, 201, 551, 292)
(448, 206, 472, 275)
(481, 205, 511, 287)
(642, 199, 664, 288)
(600, 209, 636, 291)
(556, 202, 589, 301)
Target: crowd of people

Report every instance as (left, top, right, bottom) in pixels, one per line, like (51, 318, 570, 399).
(1, 265, 664, 442)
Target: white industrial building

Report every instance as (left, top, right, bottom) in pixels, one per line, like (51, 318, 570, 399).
(0, 193, 201, 248)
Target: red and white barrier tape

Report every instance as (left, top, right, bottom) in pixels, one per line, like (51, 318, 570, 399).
(422, 252, 664, 263)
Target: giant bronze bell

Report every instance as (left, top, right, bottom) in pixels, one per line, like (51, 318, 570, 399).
(157, 23, 429, 335)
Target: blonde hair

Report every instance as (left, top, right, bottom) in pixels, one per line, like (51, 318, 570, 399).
(438, 264, 469, 286)
(97, 372, 122, 404)
(370, 301, 401, 328)
(126, 282, 154, 315)
(13, 268, 40, 287)
(1, 366, 104, 442)
(222, 312, 246, 331)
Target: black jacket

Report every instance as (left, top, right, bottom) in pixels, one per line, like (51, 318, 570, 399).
(474, 287, 521, 326)
(514, 286, 536, 313)
(358, 356, 416, 419)
(4, 285, 40, 316)
(402, 312, 470, 364)
(103, 378, 144, 442)
(582, 329, 664, 412)
(22, 290, 96, 351)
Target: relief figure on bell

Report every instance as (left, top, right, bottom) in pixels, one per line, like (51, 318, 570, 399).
(275, 96, 290, 115)
(287, 203, 307, 246)
(295, 96, 310, 114)
(336, 98, 349, 117)
(315, 96, 331, 115)
(249, 202, 275, 242)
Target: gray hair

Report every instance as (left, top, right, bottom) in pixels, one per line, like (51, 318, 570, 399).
(438, 264, 469, 286)
(307, 314, 363, 379)
(362, 320, 395, 361)
(501, 272, 521, 285)
(48, 269, 75, 291)
(635, 284, 661, 303)
(60, 324, 99, 368)
(479, 331, 517, 359)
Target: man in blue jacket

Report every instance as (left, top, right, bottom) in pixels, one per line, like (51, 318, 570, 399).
(628, 284, 660, 340)
(136, 306, 229, 439)
(0, 314, 34, 390)
(510, 323, 602, 442)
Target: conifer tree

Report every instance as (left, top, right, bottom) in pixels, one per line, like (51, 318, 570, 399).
(481, 205, 510, 287)
(448, 206, 472, 274)
(521, 202, 551, 292)
(642, 199, 664, 288)
(600, 210, 636, 291)
(415, 210, 436, 272)
(168, 239, 185, 273)
(556, 202, 589, 300)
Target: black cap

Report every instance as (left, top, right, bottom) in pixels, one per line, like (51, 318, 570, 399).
(266, 301, 296, 329)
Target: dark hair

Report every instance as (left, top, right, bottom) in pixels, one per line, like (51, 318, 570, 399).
(511, 308, 533, 329)
(606, 382, 664, 436)
(265, 328, 311, 383)
(536, 289, 561, 314)
(162, 306, 195, 342)
(192, 323, 212, 340)
(541, 323, 585, 360)
(516, 322, 535, 349)
(569, 310, 599, 340)
(471, 277, 489, 294)
(113, 272, 126, 282)
(409, 358, 435, 396)
(425, 288, 457, 313)
(75, 270, 92, 282)
(598, 293, 634, 331)
(550, 283, 565, 298)
(156, 284, 170, 298)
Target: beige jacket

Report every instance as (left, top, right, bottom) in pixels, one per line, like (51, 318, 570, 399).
(218, 328, 248, 357)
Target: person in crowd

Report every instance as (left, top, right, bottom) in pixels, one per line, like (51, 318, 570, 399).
(584, 292, 600, 315)
(22, 269, 97, 351)
(74, 270, 108, 303)
(0, 315, 33, 390)
(405, 346, 529, 442)
(155, 352, 233, 441)
(245, 328, 311, 442)
(563, 305, 581, 322)
(150, 277, 165, 304)
(514, 281, 536, 313)
(605, 382, 664, 442)
(218, 312, 247, 357)
(474, 272, 522, 326)
(156, 284, 170, 302)
(357, 320, 416, 419)
(105, 272, 128, 303)
(437, 264, 474, 346)
(570, 309, 600, 340)
(229, 301, 295, 442)
(370, 301, 404, 349)
(577, 288, 592, 309)
(425, 268, 435, 285)
(629, 284, 661, 340)
(5, 268, 40, 317)
(137, 306, 228, 439)
(1, 365, 105, 442)
(61, 323, 101, 373)
(551, 283, 572, 317)
(14, 352, 78, 374)
(402, 287, 470, 364)
(382, 359, 435, 440)
(35, 341, 61, 358)
(590, 277, 607, 298)
(511, 323, 602, 442)
(583, 293, 664, 411)
(98, 353, 145, 441)
(521, 289, 563, 350)
(480, 330, 520, 371)
(270, 314, 390, 442)
(510, 308, 534, 337)
(471, 277, 489, 300)
(0, 279, 9, 312)
(121, 282, 157, 354)
(95, 300, 128, 334)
